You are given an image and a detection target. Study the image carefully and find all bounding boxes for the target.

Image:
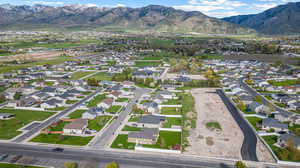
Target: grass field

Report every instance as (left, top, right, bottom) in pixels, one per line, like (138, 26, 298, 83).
(134, 61, 162, 67)
(110, 134, 135, 150)
(68, 109, 87, 119)
(31, 134, 93, 146)
(268, 79, 300, 87)
(88, 116, 112, 131)
(246, 117, 262, 131)
(71, 71, 95, 80)
(160, 107, 181, 115)
(0, 56, 76, 73)
(66, 100, 78, 104)
(86, 94, 106, 107)
(0, 109, 54, 140)
(206, 122, 222, 130)
(128, 115, 140, 122)
(0, 163, 44, 168)
(116, 98, 129, 102)
(122, 125, 142, 131)
(139, 56, 162, 60)
(49, 121, 69, 131)
(143, 131, 181, 149)
(106, 105, 122, 114)
(162, 118, 182, 128)
(86, 72, 112, 81)
(46, 106, 67, 111)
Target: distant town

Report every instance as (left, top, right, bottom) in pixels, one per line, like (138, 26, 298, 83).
(0, 31, 300, 168)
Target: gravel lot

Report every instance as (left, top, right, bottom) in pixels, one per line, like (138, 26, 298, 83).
(185, 88, 244, 159)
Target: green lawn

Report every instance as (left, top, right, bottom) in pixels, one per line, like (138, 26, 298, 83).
(106, 105, 122, 114)
(275, 102, 287, 108)
(86, 72, 112, 81)
(122, 125, 142, 131)
(135, 61, 162, 67)
(68, 109, 87, 119)
(162, 99, 181, 105)
(162, 118, 182, 128)
(0, 163, 44, 168)
(139, 56, 162, 60)
(128, 115, 140, 122)
(206, 122, 222, 130)
(0, 109, 54, 140)
(46, 106, 67, 111)
(49, 121, 70, 131)
(246, 117, 262, 131)
(139, 100, 152, 104)
(86, 94, 106, 107)
(66, 100, 78, 104)
(116, 98, 129, 102)
(71, 71, 95, 80)
(268, 79, 300, 87)
(31, 134, 93, 146)
(160, 107, 181, 115)
(88, 116, 112, 131)
(110, 134, 135, 150)
(143, 131, 181, 150)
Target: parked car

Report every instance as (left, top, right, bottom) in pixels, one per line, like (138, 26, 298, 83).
(52, 148, 64, 152)
(0, 154, 8, 161)
(10, 155, 22, 163)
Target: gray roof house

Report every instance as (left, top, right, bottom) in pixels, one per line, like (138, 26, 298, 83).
(128, 128, 159, 145)
(0, 113, 14, 120)
(278, 133, 300, 150)
(82, 107, 105, 120)
(136, 115, 165, 128)
(261, 118, 288, 132)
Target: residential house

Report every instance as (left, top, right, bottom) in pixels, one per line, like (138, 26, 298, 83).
(135, 115, 165, 128)
(82, 107, 105, 120)
(17, 97, 37, 107)
(140, 102, 159, 113)
(0, 113, 14, 120)
(248, 102, 268, 114)
(63, 119, 88, 135)
(41, 98, 64, 109)
(261, 118, 288, 132)
(128, 128, 159, 145)
(156, 91, 175, 100)
(99, 98, 114, 109)
(278, 133, 300, 150)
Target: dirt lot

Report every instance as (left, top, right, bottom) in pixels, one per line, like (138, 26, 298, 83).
(185, 88, 244, 159)
(0, 51, 63, 62)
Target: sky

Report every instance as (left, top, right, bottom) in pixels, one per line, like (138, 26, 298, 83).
(0, 0, 299, 18)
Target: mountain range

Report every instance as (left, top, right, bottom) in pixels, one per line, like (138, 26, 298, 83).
(222, 2, 300, 35)
(0, 4, 253, 34)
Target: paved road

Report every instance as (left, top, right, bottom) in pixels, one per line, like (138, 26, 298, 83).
(217, 89, 258, 161)
(238, 78, 293, 115)
(0, 142, 259, 168)
(12, 89, 102, 143)
(90, 87, 150, 148)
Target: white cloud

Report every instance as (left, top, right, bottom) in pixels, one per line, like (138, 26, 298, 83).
(116, 4, 126, 7)
(27, 1, 64, 5)
(206, 11, 241, 18)
(251, 3, 278, 10)
(174, 5, 229, 12)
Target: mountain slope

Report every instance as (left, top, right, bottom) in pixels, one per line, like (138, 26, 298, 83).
(222, 2, 300, 35)
(0, 4, 254, 34)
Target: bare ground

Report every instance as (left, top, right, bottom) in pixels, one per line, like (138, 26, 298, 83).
(184, 88, 244, 159)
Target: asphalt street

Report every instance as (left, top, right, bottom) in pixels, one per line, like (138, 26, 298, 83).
(217, 89, 258, 161)
(90, 87, 150, 148)
(12, 88, 103, 143)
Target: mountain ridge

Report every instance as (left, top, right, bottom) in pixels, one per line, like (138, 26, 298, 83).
(222, 2, 300, 35)
(0, 4, 254, 34)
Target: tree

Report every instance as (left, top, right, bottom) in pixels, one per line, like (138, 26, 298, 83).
(235, 161, 247, 168)
(254, 96, 263, 104)
(64, 162, 78, 168)
(105, 161, 119, 168)
(87, 78, 99, 86)
(0, 94, 6, 103)
(295, 128, 300, 137)
(14, 92, 22, 100)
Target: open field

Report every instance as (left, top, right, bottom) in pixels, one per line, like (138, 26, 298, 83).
(143, 131, 181, 149)
(86, 94, 106, 107)
(163, 73, 206, 80)
(70, 71, 95, 80)
(31, 134, 93, 146)
(68, 110, 87, 119)
(86, 72, 112, 81)
(134, 61, 162, 67)
(0, 51, 63, 63)
(0, 163, 44, 168)
(0, 55, 75, 73)
(110, 134, 135, 150)
(185, 88, 243, 159)
(0, 108, 54, 140)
